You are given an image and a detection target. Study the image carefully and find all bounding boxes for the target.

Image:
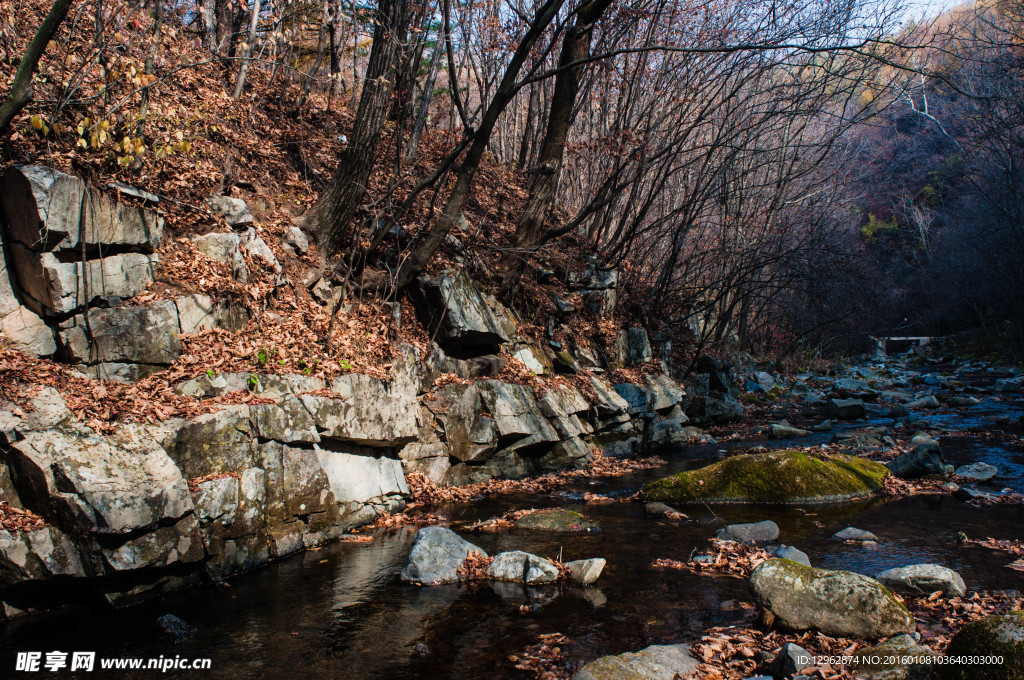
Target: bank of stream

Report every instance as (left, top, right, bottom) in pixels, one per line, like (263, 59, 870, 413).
(2, 367, 1022, 679)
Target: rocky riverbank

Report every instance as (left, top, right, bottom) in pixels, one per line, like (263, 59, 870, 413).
(0, 165, 742, 618)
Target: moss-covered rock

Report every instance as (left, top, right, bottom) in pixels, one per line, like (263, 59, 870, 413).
(940, 612, 1024, 680)
(572, 643, 699, 680)
(854, 634, 938, 680)
(750, 558, 916, 639)
(640, 450, 888, 504)
(514, 508, 597, 532)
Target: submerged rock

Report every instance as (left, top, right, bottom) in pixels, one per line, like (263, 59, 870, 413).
(832, 527, 879, 542)
(572, 643, 700, 680)
(399, 527, 486, 585)
(514, 508, 597, 532)
(940, 612, 1024, 680)
(955, 462, 998, 482)
(875, 563, 966, 598)
(640, 450, 888, 505)
(767, 423, 810, 439)
(157, 614, 196, 643)
(750, 559, 915, 639)
(715, 520, 779, 543)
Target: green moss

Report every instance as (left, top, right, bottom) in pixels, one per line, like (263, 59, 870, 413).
(941, 613, 1024, 680)
(640, 450, 889, 504)
(740, 394, 765, 406)
(514, 508, 597, 532)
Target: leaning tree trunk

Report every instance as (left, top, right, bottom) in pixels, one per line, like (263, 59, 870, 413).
(0, 0, 73, 136)
(499, 0, 614, 295)
(391, 0, 567, 290)
(303, 0, 411, 256)
(232, 0, 262, 99)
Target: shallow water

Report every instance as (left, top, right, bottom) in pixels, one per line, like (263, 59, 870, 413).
(3, 391, 1023, 679)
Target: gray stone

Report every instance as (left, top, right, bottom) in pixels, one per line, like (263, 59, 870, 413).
(750, 559, 915, 639)
(614, 382, 653, 414)
(315, 450, 409, 518)
(853, 634, 938, 680)
(824, 398, 866, 419)
(399, 526, 486, 585)
(207, 195, 253, 228)
(715, 520, 779, 543)
(875, 563, 966, 597)
(538, 385, 593, 439)
(767, 423, 810, 439)
(60, 300, 183, 366)
(300, 372, 419, 447)
(955, 462, 997, 482)
(887, 440, 945, 479)
(906, 395, 941, 409)
(565, 558, 606, 585)
(514, 508, 597, 532)
(0, 306, 55, 356)
(486, 550, 559, 584)
(512, 344, 551, 376)
(100, 514, 204, 571)
(160, 406, 253, 479)
(643, 374, 685, 411)
(832, 526, 879, 542)
(582, 289, 616, 318)
(0, 525, 85, 584)
(9, 427, 193, 535)
(614, 327, 652, 365)
(587, 374, 632, 416)
(412, 269, 512, 353)
(8, 244, 158, 314)
(283, 226, 309, 254)
(772, 545, 810, 567)
(2, 165, 163, 251)
(572, 643, 699, 680)
(191, 231, 248, 282)
(768, 642, 812, 679)
(476, 380, 559, 450)
(240, 228, 281, 272)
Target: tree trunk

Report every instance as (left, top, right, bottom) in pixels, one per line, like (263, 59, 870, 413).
(232, 0, 261, 98)
(499, 0, 613, 295)
(405, 24, 444, 161)
(391, 0, 567, 290)
(0, 0, 73, 136)
(303, 0, 411, 256)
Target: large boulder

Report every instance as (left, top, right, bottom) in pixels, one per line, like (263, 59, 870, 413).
(750, 559, 916, 639)
(399, 527, 486, 585)
(412, 269, 512, 355)
(875, 564, 966, 598)
(640, 450, 888, 504)
(572, 644, 699, 680)
(940, 612, 1024, 680)
(9, 427, 194, 535)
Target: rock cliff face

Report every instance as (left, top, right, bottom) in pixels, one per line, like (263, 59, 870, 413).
(0, 167, 742, 619)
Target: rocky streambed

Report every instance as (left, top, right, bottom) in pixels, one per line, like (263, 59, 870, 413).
(1, 356, 1022, 679)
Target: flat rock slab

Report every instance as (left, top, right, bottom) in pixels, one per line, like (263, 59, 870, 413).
(832, 526, 880, 542)
(572, 644, 699, 680)
(955, 462, 997, 482)
(514, 508, 597, 532)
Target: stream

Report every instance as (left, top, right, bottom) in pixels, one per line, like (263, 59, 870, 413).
(2, 374, 1023, 678)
